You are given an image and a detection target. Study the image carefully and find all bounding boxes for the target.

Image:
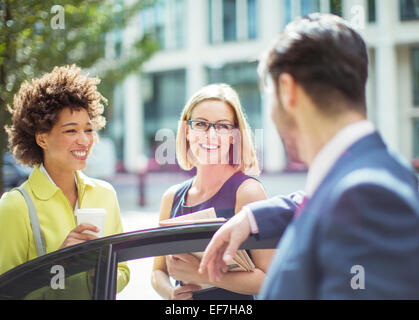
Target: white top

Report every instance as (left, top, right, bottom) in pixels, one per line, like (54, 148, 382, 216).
(305, 120, 376, 197)
(39, 163, 79, 211)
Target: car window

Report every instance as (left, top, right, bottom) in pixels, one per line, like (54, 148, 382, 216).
(111, 224, 280, 300)
(116, 257, 163, 300)
(0, 248, 101, 300)
(0, 224, 280, 300)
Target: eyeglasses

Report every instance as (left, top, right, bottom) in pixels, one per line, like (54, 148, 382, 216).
(188, 120, 236, 134)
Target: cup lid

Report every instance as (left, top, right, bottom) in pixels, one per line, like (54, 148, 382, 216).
(75, 208, 107, 215)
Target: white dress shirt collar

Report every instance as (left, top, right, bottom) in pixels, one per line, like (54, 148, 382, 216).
(305, 120, 376, 198)
(39, 163, 79, 211)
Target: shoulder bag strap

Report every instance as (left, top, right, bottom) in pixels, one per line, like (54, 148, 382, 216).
(15, 187, 46, 257)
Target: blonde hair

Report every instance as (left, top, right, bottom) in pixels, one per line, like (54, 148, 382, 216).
(176, 84, 260, 176)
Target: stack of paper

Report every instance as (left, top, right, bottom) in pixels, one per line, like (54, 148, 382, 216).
(159, 207, 255, 272)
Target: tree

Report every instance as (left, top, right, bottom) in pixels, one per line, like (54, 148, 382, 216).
(0, 0, 158, 191)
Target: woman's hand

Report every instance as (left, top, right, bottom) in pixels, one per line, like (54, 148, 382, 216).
(171, 284, 202, 300)
(166, 254, 206, 285)
(60, 223, 99, 249)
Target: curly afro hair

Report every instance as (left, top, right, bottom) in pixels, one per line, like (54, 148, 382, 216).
(5, 64, 107, 167)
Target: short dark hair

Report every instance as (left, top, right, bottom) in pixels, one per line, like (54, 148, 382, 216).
(258, 13, 369, 114)
(6, 65, 107, 167)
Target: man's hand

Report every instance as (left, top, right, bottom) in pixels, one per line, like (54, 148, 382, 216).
(198, 209, 251, 283)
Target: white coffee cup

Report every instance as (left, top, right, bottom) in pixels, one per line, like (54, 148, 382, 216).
(75, 208, 107, 237)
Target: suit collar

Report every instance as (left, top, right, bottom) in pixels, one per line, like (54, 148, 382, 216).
(296, 132, 387, 222)
(307, 132, 387, 202)
(306, 121, 376, 197)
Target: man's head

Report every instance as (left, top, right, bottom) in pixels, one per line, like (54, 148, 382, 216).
(258, 13, 369, 164)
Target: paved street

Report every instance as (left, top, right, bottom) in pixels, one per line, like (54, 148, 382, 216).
(111, 171, 307, 300)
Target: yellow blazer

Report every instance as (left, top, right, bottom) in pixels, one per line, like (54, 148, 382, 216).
(0, 165, 130, 295)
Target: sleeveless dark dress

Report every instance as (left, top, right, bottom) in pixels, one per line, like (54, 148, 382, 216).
(170, 171, 257, 300)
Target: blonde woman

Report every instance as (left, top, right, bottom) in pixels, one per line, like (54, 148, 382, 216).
(151, 84, 275, 300)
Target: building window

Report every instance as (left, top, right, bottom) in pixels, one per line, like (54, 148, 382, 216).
(108, 84, 125, 161)
(139, 0, 184, 50)
(209, 0, 257, 43)
(368, 0, 376, 23)
(284, 0, 293, 26)
(300, 0, 320, 17)
(207, 62, 262, 130)
(284, 0, 319, 26)
(114, 29, 123, 58)
(248, 0, 257, 39)
(174, 0, 185, 48)
(111, 1, 124, 58)
(223, 0, 237, 41)
(414, 119, 419, 158)
(284, 0, 341, 27)
(400, 0, 419, 21)
(330, 0, 343, 17)
(413, 48, 419, 106)
(143, 70, 186, 156)
(412, 48, 419, 164)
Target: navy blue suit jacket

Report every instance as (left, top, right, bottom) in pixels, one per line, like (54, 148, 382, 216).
(247, 133, 419, 299)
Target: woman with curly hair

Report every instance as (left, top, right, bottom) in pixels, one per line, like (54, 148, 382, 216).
(0, 65, 129, 298)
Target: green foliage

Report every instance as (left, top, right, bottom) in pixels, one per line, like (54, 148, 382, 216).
(0, 0, 158, 191)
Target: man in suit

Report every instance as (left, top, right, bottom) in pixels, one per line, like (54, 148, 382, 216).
(199, 13, 419, 299)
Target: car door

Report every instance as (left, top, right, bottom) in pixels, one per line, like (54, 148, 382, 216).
(0, 223, 280, 300)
